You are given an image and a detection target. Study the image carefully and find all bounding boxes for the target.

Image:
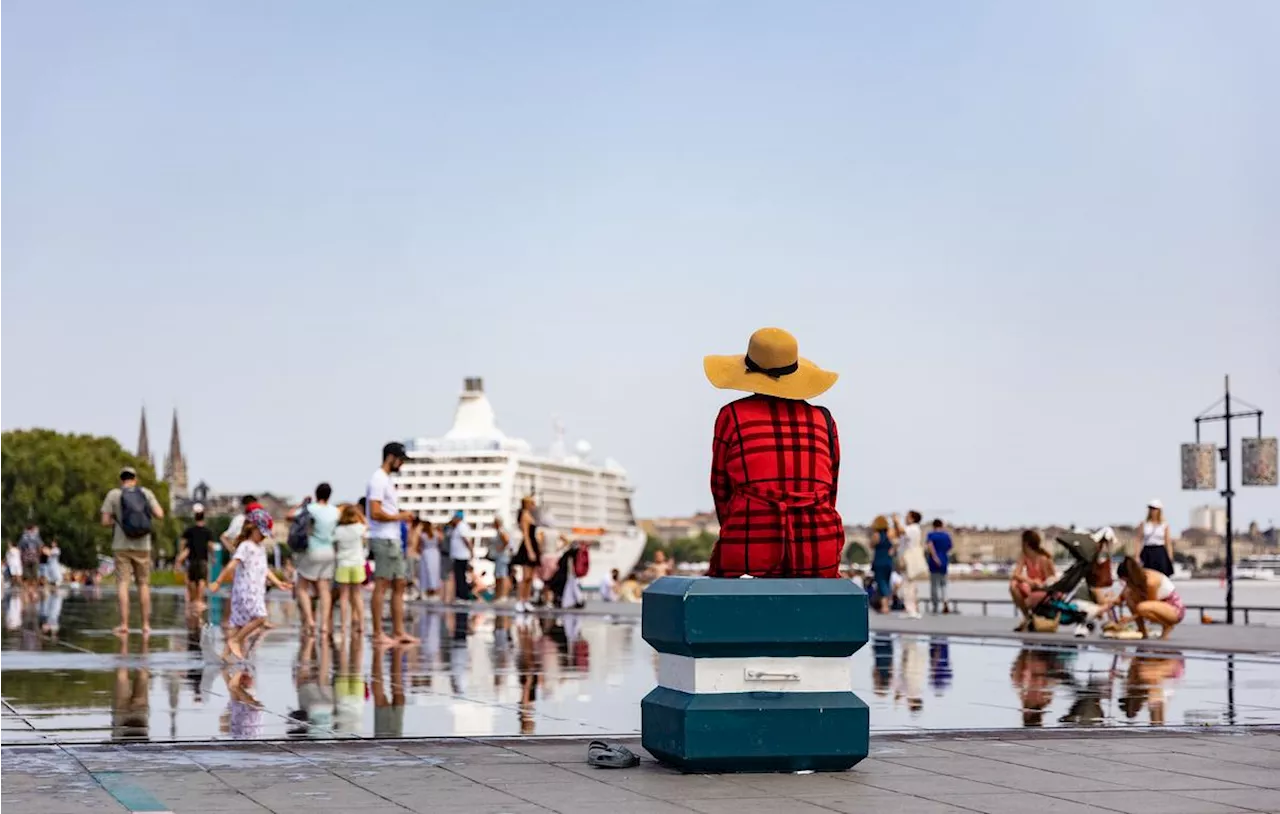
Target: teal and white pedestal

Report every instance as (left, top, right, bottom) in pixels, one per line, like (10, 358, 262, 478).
(641, 577, 869, 773)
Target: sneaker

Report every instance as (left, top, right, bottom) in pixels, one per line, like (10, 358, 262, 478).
(1073, 624, 1088, 638)
(513, 601, 526, 613)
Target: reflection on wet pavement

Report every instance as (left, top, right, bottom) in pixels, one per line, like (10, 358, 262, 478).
(4, 588, 1279, 743)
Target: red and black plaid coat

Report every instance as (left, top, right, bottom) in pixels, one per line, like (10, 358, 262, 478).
(708, 394, 844, 578)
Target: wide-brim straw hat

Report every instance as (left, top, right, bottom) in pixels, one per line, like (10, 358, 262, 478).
(704, 327, 838, 401)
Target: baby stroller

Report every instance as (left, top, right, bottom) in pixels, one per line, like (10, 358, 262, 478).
(1031, 531, 1108, 636)
(545, 542, 588, 609)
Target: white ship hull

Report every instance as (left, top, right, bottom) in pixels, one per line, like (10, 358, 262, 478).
(395, 378, 646, 588)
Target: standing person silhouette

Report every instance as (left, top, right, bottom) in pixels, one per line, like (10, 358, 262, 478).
(366, 443, 419, 646)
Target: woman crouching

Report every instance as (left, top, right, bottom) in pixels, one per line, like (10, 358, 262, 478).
(1113, 556, 1186, 640)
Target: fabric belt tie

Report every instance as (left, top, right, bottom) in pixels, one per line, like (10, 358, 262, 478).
(738, 485, 829, 573)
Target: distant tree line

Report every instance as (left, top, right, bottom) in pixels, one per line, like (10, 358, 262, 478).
(1, 429, 183, 570)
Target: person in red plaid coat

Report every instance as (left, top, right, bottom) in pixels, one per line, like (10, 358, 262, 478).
(703, 327, 843, 578)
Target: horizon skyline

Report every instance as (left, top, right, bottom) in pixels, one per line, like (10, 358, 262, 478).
(55, 393, 1278, 534)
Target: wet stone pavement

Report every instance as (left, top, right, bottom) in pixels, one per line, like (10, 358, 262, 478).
(5, 588, 1280, 741)
(5, 732, 1280, 814)
(6, 588, 1280, 813)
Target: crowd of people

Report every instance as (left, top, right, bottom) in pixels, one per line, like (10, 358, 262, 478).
(87, 441, 630, 662)
(853, 499, 1186, 641)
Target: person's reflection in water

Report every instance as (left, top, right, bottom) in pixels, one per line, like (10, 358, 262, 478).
(1121, 654, 1185, 725)
(872, 634, 895, 697)
(186, 618, 206, 704)
(928, 637, 952, 695)
(334, 634, 365, 735)
(492, 615, 513, 692)
(294, 635, 335, 737)
(517, 619, 541, 735)
(1011, 648, 1068, 727)
(897, 637, 926, 716)
(4, 591, 23, 632)
(1059, 655, 1118, 727)
(373, 645, 408, 738)
(224, 668, 264, 738)
(112, 637, 151, 741)
(39, 587, 64, 638)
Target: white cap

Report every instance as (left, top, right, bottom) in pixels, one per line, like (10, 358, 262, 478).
(1092, 526, 1117, 544)
(192, 503, 205, 514)
(1147, 498, 1163, 510)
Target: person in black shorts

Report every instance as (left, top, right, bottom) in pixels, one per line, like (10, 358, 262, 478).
(175, 505, 214, 611)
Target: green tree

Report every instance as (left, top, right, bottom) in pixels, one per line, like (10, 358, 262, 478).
(1, 429, 180, 570)
(642, 531, 718, 565)
(843, 541, 870, 565)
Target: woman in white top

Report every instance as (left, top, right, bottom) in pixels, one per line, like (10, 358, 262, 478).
(892, 511, 926, 619)
(1135, 499, 1174, 577)
(1114, 556, 1185, 639)
(332, 504, 368, 640)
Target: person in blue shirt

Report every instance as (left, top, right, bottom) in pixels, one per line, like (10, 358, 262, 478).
(926, 519, 954, 614)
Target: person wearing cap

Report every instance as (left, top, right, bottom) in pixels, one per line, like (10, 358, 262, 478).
(446, 510, 474, 602)
(175, 503, 214, 611)
(366, 442, 419, 646)
(100, 466, 165, 636)
(703, 327, 844, 578)
(1136, 499, 1174, 577)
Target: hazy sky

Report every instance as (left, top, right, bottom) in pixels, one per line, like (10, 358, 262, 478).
(4, 1, 1278, 530)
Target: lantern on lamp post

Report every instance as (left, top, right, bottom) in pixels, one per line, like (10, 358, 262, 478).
(1183, 376, 1275, 624)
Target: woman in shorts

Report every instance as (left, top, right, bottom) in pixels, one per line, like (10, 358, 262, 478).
(332, 504, 368, 640)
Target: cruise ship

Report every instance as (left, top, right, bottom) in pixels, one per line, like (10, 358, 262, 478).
(393, 378, 646, 587)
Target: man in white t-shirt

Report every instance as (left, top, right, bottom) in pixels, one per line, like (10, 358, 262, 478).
(446, 511, 474, 601)
(366, 442, 418, 646)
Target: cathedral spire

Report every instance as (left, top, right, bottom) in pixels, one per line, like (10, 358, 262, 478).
(163, 409, 189, 502)
(137, 407, 154, 471)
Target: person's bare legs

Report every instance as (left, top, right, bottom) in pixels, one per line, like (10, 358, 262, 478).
(371, 578, 393, 646)
(1136, 601, 1180, 639)
(392, 580, 418, 643)
(138, 581, 152, 637)
(316, 580, 333, 637)
(296, 577, 316, 633)
(352, 583, 365, 633)
(230, 617, 266, 659)
(1009, 584, 1030, 628)
(337, 584, 353, 639)
(115, 582, 131, 635)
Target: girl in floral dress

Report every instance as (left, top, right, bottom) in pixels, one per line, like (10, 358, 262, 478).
(211, 508, 291, 660)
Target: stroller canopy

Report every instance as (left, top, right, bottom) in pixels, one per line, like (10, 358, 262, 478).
(1055, 531, 1100, 565)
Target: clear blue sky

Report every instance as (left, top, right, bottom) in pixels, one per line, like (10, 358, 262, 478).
(4, 1, 1278, 530)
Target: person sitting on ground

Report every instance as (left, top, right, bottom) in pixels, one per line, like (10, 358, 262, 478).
(600, 568, 620, 602)
(1009, 529, 1055, 632)
(1109, 556, 1186, 640)
(703, 327, 843, 578)
(870, 516, 896, 614)
(618, 571, 642, 602)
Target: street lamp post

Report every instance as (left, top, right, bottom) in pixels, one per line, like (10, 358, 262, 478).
(1187, 375, 1271, 625)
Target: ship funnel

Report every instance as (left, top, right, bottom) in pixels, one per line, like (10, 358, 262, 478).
(446, 377, 503, 441)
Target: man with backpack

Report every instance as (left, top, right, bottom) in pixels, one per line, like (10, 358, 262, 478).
(100, 466, 165, 636)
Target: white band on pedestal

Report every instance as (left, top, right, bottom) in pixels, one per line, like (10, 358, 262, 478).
(656, 653, 854, 694)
